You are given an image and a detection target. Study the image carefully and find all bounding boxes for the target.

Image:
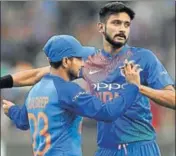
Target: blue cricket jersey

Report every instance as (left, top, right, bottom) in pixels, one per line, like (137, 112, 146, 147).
(8, 73, 139, 156)
(82, 44, 174, 148)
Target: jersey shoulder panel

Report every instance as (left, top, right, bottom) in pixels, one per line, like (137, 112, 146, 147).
(130, 46, 158, 63)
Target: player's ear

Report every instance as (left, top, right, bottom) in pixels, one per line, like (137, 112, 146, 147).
(97, 22, 105, 33)
(47, 57, 52, 65)
(62, 57, 70, 68)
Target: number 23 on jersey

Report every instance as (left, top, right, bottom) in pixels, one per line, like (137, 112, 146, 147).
(28, 112, 51, 156)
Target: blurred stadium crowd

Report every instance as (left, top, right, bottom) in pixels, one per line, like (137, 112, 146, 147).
(1, 1, 175, 156)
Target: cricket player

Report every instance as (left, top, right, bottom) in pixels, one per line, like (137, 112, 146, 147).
(85, 2, 175, 156)
(1, 2, 175, 156)
(2, 35, 141, 156)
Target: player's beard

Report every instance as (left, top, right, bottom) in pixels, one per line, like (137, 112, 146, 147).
(68, 69, 78, 81)
(104, 26, 128, 49)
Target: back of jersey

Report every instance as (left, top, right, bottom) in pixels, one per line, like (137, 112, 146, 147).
(25, 74, 82, 156)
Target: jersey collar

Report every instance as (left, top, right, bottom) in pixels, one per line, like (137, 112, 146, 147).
(101, 44, 129, 58)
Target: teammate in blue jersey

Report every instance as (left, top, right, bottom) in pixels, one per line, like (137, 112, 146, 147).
(82, 2, 175, 156)
(2, 35, 141, 156)
(1, 2, 175, 156)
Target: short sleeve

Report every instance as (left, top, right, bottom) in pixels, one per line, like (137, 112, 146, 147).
(144, 50, 174, 89)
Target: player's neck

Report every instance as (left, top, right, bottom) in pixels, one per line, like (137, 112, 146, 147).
(103, 40, 123, 55)
(50, 67, 70, 81)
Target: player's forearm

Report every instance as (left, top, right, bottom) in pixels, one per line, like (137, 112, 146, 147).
(139, 85, 175, 110)
(74, 84, 139, 122)
(74, 97, 125, 122)
(1, 66, 50, 88)
(89, 96, 125, 122)
(8, 105, 29, 130)
(102, 84, 139, 120)
(13, 66, 50, 87)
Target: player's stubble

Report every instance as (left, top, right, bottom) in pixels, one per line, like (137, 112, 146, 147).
(104, 25, 128, 49)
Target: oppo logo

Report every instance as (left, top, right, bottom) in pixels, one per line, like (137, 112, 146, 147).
(91, 82, 128, 91)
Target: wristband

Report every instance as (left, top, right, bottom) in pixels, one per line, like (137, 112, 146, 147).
(0, 74, 13, 88)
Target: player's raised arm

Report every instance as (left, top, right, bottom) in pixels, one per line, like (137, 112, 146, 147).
(61, 83, 138, 122)
(0, 66, 50, 88)
(58, 61, 141, 122)
(2, 100, 29, 130)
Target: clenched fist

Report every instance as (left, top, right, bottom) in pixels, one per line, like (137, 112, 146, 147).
(121, 59, 142, 87)
(2, 99, 15, 116)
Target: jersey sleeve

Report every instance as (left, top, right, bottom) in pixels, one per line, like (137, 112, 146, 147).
(56, 82, 139, 122)
(8, 104, 29, 130)
(144, 50, 174, 89)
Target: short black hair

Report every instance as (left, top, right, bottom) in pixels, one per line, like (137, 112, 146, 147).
(49, 57, 74, 69)
(99, 2, 135, 23)
(49, 61, 62, 69)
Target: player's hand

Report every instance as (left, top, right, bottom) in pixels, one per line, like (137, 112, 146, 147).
(2, 99, 15, 116)
(123, 59, 142, 87)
